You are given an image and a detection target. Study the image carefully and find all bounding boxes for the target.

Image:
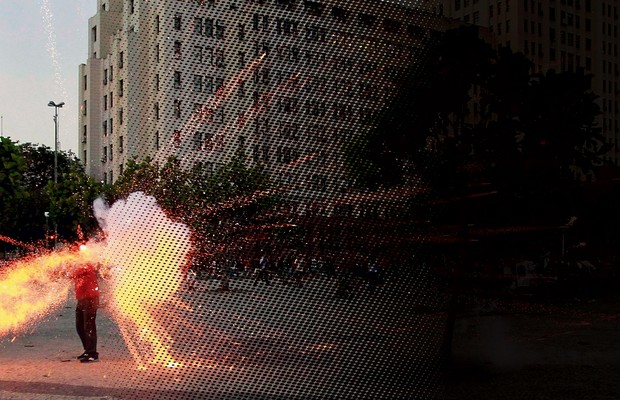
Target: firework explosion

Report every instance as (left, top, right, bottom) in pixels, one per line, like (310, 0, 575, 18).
(94, 192, 192, 369)
(0, 245, 102, 337)
(0, 191, 192, 370)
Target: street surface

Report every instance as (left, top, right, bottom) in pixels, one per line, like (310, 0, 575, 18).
(0, 276, 446, 399)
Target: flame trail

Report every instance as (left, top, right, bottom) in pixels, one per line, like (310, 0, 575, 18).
(0, 246, 101, 338)
(0, 234, 37, 251)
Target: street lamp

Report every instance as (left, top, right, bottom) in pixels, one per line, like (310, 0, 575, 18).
(47, 101, 65, 184)
(48, 101, 64, 248)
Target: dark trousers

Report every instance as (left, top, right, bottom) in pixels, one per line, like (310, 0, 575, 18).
(76, 298, 99, 357)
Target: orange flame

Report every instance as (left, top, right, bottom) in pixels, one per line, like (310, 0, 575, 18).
(0, 246, 100, 337)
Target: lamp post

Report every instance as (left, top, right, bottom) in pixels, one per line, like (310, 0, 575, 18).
(48, 101, 64, 248)
(47, 101, 64, 183)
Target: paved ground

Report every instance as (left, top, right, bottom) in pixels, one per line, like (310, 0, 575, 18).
(439, 296, 620, 400)
(0, 277, 446, 400)
(5, 272, 617, 400)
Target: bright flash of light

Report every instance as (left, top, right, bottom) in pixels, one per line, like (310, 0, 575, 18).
(0, 245, 103, 338)
(95, 192, 191, 369)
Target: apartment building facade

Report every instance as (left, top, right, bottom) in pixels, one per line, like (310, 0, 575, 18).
(439, 0, 620, 163)
(78, 0, 445, 202)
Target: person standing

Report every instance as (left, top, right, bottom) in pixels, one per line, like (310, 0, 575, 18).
(186, 268, 197, 291)
(72, 260, 100, 363)
(253, 254, 271, 286)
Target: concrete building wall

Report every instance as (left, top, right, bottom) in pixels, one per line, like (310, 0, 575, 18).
(80, 0, 445, 195)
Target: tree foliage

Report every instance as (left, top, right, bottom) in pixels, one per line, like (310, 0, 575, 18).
(346, 25, 610, 198)
(0, 137, 103, 248)
(108, 155, 276, 265)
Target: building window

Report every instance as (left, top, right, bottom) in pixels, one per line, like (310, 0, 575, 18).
(129, 0, 135, 13)
(83, 100, 87, 116)
(104, 95, 108, 110)
(109, 117, 113, 134)
(102, 146, 107, 163)
(174, 41, 182, 58)
(173, 130, 181, 147)
(109, 65, 113, 82)
(154, 102, 159, 120)
(174, 71, 181, 89)
(276, 18, 299, 36)
(205, 76, 214, 93)
(174, 13, 182, 31)
(155, 131, 159, 151)
(193, 75, 202, 92)
(119, 80, 124, 96)
(92, 26, 97, 42)
(215, 20, 225, 39)
(238, 51, 246, 67)
(109, 144, 113, 161)
(192, 132, 202, 150)
(156, 15, 160, 33)
(305, 26, 326, 42)
(119, 108, 123, 125)
(215, 77, 224, 92)
(238, 23, 246, 40)
(119, 136, 123, 153)
(174, 99, 181, 119)
(215, 49, 225, 67)
(194, 17, 203, 34)
(109, 92, 113, 109)
(205, 18, 214, 37)
(119, 52, 124, 68)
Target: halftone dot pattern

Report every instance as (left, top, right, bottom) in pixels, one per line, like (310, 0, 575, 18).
(85, 0, 449, 399)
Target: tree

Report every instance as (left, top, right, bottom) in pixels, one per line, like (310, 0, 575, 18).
(0, 137, 29, 249)
(109, 155, 277, 268)
(0, 138, 102, 247)
(46, 166, 105, 241)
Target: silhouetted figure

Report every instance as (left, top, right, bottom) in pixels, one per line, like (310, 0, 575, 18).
(72, 259, 100, 363)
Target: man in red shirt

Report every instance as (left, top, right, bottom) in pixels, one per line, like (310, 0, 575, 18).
(72, 258, 100, 363)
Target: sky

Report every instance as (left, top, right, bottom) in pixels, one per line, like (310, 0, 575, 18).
(0, 0, 95, 154)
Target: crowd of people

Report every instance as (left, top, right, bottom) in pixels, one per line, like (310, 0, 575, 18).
(185, 250, 389, 298)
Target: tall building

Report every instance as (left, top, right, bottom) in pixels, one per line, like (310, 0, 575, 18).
(78, 0, 445, 203)
(439, 0, 620, 163)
